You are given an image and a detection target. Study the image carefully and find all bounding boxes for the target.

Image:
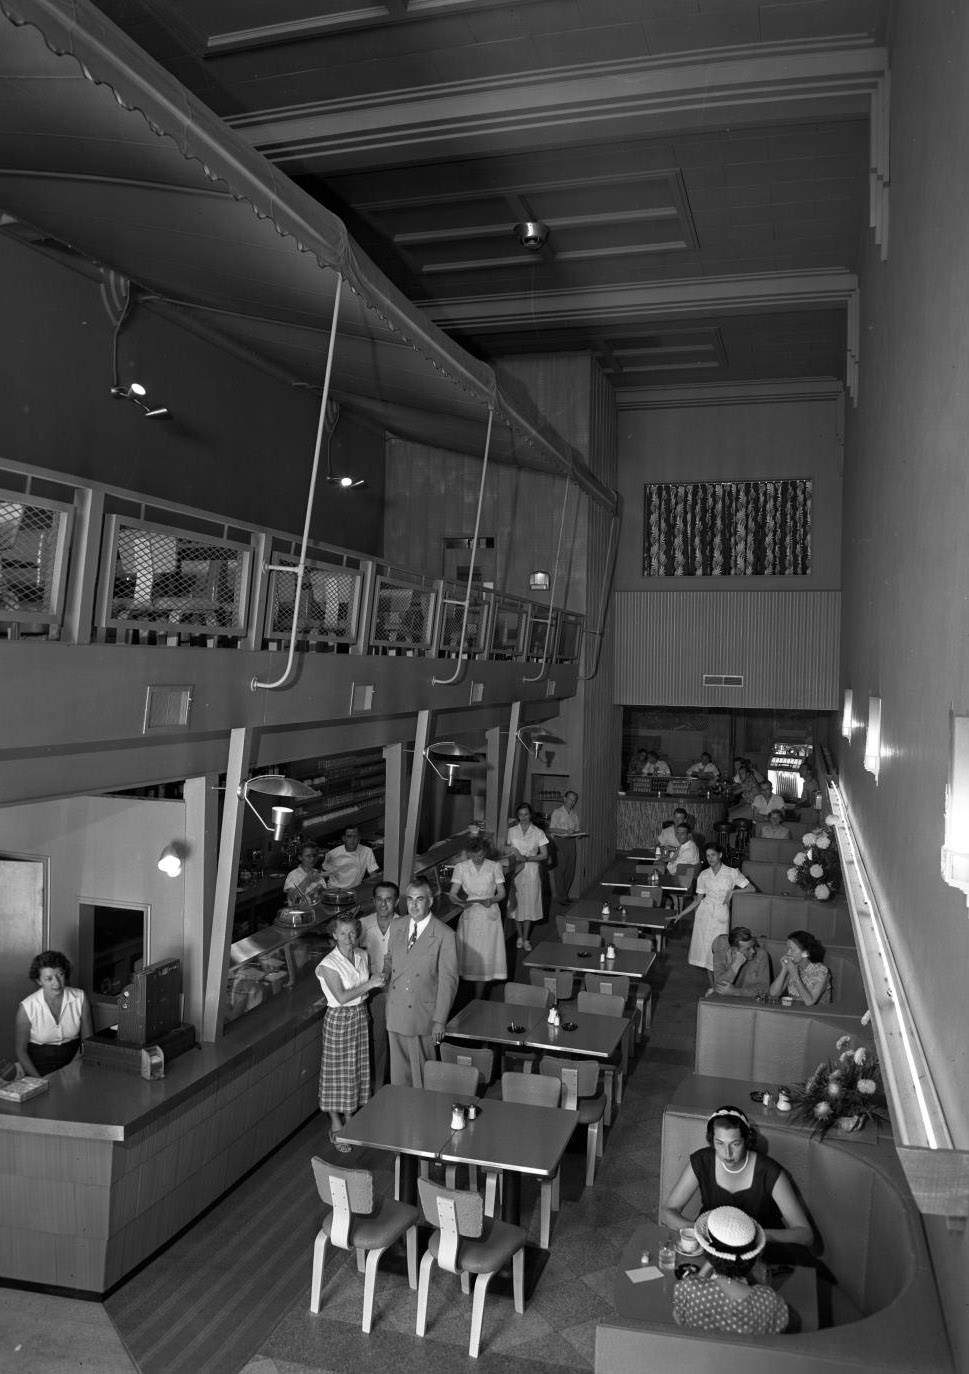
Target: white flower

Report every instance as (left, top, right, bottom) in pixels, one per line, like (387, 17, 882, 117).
(854, 1047, 868, 1066)
(860, 1010, 872, 1026)
(810, 863, 824, 878)
(815, 834, 831, 850)
(857, 1078, 877, 1096)
(825, 814, 837, 827)
(827, 1081, 844, 1098)
(793, 852, 807, 867)
(801, 832, 818, 848)
(836, 1036, 852, 1052)
(815, 883, 831, 900)
(786, 867, 799, 883)
(814, 1101, 833, 1118)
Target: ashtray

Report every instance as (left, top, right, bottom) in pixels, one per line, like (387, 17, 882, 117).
(576, 950, 591, 958)
(675, 1263, 701, 1280)
(506, 1022, 527, 1034)
(559, 1020, 578, 1032)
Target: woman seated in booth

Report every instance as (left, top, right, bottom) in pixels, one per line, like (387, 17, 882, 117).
(769, 930, 831, 1006)
(673, 1206, 789, 1335)
(15, 950, 93, 1076)
(662, 1106, 813, 1262)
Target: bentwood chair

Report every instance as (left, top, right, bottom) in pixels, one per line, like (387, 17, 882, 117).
(528, 968, 574, 1002)
(555, 914, 589, 938)
(438, 1043, 495, 1093)
(483, 1072, 562, 1247)
(585, 962, 652, 1039)
(416, 1178, 525, 1358)
(563, 929, 604, 946)
(310, 1158, 418, 1332)
(421, 1061, 480, 1189)
(539, 1057, 606, 1187)
(504, 982, 552, 1073)
(575, 989, 628, 1123)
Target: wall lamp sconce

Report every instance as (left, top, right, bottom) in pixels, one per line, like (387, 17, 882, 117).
(529, 570, 550, 592)
(239, 774, 319, 839)
(157, 842, 187, 877)
(516, 727, 565, 759)
(325, 472, 366, 490)
(942, 713, 969, 900)
(423, 741, 481, 786)
(111, 382, 171, 418)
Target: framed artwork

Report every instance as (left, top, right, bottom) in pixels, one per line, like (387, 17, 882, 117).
(643, 479, 812, 576)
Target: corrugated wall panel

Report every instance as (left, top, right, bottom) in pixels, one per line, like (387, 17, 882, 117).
(613, 590, 840, 710)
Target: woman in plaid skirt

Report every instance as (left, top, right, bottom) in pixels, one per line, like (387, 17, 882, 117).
(316, 913, 385, 1151)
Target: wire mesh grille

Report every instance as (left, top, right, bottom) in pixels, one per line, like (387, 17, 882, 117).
(491, 604, 525, 658)
(370, 578, 435, 648)
(526, 613, 553, 657)
(108, 522, 248, 633)
(556, 617, 582, 662)
(267, 560, 360, 642)
(438, 595, 487, 655)
(0, 499, 65, 619)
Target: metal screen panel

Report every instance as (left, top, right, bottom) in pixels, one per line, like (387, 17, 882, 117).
(436, 587, 489, 657)
(0, 493, 73, 629)
(555, 615, 583, 663)
(100, 516, 252, 638)
(526, 608, 555, 659)
(490, 599, 526, 659)
(369, 575, 435, 650)
(267, 556, 361, 644)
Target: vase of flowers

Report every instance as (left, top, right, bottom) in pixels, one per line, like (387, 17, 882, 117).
(786, 816, 841, 901)
(792, 1034, 885, 1138)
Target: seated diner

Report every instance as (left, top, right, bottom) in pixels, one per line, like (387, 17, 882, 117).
(661, 1105, 813, 1263)
(708, 927, 770, 999)
(769, 930, 832, 1006)
(672, 1205, 788, 1335)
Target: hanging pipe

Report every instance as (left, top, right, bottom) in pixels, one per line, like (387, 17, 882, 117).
(431, 407, 494, 686)
(252, 276, 343, 691)
(578, 495, 623, 681)
(522, 476, 572, 683)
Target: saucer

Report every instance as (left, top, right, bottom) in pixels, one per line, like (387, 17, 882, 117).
(676, 1244, 702, 1258)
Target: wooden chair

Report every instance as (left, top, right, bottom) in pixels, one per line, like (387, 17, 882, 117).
(563, 929, 604, 946)
(310, 1158, 418, 1332)
(555, 913, 589, 938)
(481, 1072, 562, 1247)
(503, 982, 551, 1072)
(575, 989, 628, 1123)
(420, 1061, 480, 1188)
(582, 966, 649, 1041)
(438, 1043, 495, 1093)
(538, 1057, 606, 1186)
(527, 968, 573, 1002)
(416, 1178, 525, 1358)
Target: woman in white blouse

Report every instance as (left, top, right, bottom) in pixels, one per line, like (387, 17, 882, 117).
(15, 950, 92, 1076)
(316, 914, 385, 1151)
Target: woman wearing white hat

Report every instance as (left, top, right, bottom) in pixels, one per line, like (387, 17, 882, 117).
(673, 1206, 789, 1335)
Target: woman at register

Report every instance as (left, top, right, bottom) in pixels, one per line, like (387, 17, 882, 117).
(15, 950, 93, 1076)
(662, 1106, 812, 1260)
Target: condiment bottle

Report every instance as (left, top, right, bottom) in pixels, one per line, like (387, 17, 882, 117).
(599, 950, 607, 966)
(600, 901, 610, 917)
(606, 943, 617, 960)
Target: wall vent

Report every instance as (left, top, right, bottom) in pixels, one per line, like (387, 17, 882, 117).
(703, 673, 744, 688)
(545, 679, 557, 697)
(469, 681, 484, 704)
(143, 685, 193, 732)
(349, 682, 375, 715)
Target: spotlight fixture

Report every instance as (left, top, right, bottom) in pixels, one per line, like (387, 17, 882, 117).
(157, 842, 186, 877)
(238, 774, 319, 836)
(516, 727, 566, 759)
(529, 570, 550, 591)
(514, 220, 550, 251)
(423, 741, 482, 786)
(110, 381, 170, 419)
(325, 472, 366, 489)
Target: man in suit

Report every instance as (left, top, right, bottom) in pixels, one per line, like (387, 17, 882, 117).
(384, 875, 459, 1087)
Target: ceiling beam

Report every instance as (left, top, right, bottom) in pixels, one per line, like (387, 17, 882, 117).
(228, 40, 887, 173)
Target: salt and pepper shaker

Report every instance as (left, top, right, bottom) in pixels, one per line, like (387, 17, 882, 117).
(777, 1087, 792, 1112)
(606, 942, 617, 961)
(599, 949, 607, 966)
(450, 1104, 467, 1130)
(600, 900, 610, 917)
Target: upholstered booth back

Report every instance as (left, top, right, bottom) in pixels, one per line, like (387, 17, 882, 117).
(747, 836, 804, 864)
(695, 1001, 873, 1081)
(742, 860, 803, 896)
(756, 940, 866, 1011)
(732, 892, 854, 947)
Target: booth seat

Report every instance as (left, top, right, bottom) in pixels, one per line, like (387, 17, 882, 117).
(747, 837, 804, 864)
(695, 1000, 872, 1082)
(595, 1106, 952, 1374)
(742, 860, 803, 897)
(732, 892, 854, 947)
(757, 940, 866, 1012)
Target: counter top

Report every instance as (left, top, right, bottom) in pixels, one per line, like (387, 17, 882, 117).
(0, 977, 325, 1142)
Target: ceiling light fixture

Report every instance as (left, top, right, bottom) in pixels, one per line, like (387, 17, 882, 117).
(239, 773, 319, 838)
(423, 741, 482, 786)
(529, 570, 550, 591)
(157, 842, 186, 877)
(516, 727, 566, 759)
(515, 220, 549, 251)
(321, 400, 366, 489)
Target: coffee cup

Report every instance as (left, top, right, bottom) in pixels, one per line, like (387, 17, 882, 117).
(678, 1226, 700, 1254)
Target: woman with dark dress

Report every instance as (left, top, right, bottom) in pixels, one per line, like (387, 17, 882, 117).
(661, 1105, 812, 1259)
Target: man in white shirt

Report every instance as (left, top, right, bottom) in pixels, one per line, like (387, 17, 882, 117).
(358, 881, 401, 1087)
(549, 790, 580, 903)
(322, 826, 380, 889)
(643, 751, 671, 777)
(666, 823, 700, 874)
(686, 752, 720, 781)
(657, 807, 690, 848)
(751, 781, 776, 819)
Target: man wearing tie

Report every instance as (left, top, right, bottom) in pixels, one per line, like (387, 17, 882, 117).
(384, 876, 459, 1087)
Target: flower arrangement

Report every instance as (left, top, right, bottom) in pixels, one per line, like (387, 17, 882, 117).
(786, 817, 841, 900)
(792, 1034, 885, 1137)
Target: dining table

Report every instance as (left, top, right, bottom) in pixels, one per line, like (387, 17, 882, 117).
(444, 998, 548, 1048)
(524, 940, 656, 982)
(614, 1220, 819, 1332)
(334, 1084, 465, 1205)
(564, 891, 680, 952)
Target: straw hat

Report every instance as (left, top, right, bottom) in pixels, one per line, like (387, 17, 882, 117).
(694, 1207, 766, 1262)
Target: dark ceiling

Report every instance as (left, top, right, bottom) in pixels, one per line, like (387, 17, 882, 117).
(81, 0, 888, 393)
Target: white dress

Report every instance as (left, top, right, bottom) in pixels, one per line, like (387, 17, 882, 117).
(687, 864, 751, 970)
(452, 858, 507, 981)
(506, 824, 548, 923)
